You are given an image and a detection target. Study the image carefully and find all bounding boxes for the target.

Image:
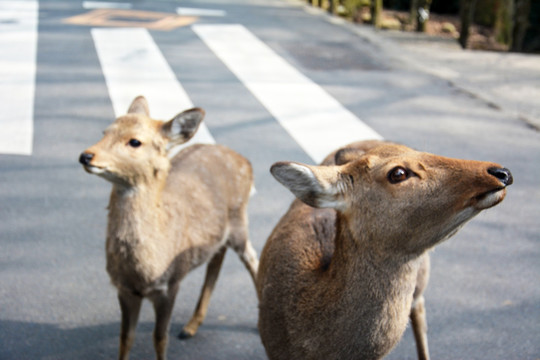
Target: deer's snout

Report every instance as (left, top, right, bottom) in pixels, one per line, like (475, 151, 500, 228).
(79, 152, 94, 166)
(488, 167, 513, 187)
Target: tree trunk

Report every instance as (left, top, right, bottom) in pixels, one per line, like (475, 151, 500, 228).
(459, 0, 478, 48)
(511, 0, 531, 51)
(410, 0, 419, 28)
(494, 0, 514, 46)
(371, 0, 383, 28)
(416, 0, 432, 32)
(328, 0, 335, 14)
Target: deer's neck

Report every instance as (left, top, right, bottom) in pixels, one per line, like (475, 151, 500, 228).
(105, 183, 181, 291)
(107, 184, 168, 244)
(322, 215, 421, 356)
(330, 214, 421, 282)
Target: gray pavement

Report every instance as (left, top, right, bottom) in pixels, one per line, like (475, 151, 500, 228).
(303, 0, 540, 130)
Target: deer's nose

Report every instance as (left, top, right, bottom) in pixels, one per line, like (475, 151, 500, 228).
(488, 167, 513, 186)
(79, 152, 94, 166)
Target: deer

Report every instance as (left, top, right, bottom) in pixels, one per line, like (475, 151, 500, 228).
(257, 140, 513, 360)
(78, 96, 259, 360)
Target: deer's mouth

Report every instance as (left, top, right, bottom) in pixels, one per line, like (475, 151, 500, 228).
(83, 163, 131, 187)
(83, 164, 106, 175)
(474, 187, 507, 210)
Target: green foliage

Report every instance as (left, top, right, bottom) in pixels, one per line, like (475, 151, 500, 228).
(494, 0, 513, 44)
(342, 0, 370, 19)
(474, 0, 497, 26)
(335, 0, 538, 52)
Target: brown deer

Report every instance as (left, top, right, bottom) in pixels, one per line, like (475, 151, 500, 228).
(257, 140, 512, 360)
(78, 96, 258, 360)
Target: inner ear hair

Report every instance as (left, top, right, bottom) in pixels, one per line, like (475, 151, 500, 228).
(271, 162, 345, 209)
(176, 108, 204, 139)
(163, 108, 205, 147)
(271, 162, 322, 207)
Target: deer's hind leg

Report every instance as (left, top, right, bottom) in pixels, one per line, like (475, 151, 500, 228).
(227, 207, 259, 284)
(179, 246, 227, 339)
(411, 294, 430, 360)
(411, 253, 430, 360)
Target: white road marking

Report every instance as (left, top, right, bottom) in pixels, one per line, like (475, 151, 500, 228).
(83, 1, 133, 9)
(193, 24, 382, 164)
(176, 7, 226, 17)
(0, 0, 38, 156)
(91, 28, 214, 156)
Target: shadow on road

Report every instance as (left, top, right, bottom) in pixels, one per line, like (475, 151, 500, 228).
(0, 319, 261, 359)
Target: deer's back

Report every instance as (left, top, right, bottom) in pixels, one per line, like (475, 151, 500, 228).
(163, 144, 253, 267)
(167, 143, 253, 211)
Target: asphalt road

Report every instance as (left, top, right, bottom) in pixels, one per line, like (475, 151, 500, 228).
(1, 0, 539, 359)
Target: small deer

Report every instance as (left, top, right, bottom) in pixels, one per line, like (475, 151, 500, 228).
(79, 96, 258, 360)
(257, 140, 512, 360)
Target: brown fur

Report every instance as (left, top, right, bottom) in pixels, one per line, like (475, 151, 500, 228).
(79, 96, 258, 360)
(257, 140, 512, 360)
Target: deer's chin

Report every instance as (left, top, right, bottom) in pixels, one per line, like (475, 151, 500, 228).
(83, 164, 105, 175)
(474, 188, 507, 210)
(84, 165, 127, 185)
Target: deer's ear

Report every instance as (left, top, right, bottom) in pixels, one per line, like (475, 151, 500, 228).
(270, 162, 346, 209)
(127, 96, 150, 116)
(162, 108, 205, 147)
(335, 148, 367, 165)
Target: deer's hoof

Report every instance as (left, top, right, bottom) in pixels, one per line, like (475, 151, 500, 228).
(178, 329, 195, 340)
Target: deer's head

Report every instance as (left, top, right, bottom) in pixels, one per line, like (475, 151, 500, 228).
(79, 96, 204, 188)
(271, 143, 512, 255)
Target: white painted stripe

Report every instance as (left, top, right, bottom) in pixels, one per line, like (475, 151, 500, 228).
(0, 0, 38, 155)
(176, 7, 226, 17)
(193, 24, 382, 164)
(83, 1, 132, 9)
(91, 28, 214, 156)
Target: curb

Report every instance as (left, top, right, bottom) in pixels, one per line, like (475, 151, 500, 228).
(293, 1, 540, 131)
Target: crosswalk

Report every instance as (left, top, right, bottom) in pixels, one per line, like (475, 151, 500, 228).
(0, 1, 381, 163)
(92, 27, 215, 157)
(194, 24, 382, 163)
(0, 0, 38, 156)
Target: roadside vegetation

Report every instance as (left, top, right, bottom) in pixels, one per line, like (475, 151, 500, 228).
(304, 0, 540, 52)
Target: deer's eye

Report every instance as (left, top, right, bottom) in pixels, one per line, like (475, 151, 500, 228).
(388, 166, 409, 184)
(128, 139, 142, 148)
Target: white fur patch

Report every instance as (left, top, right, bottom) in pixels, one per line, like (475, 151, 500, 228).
(249, 184, 257, 197)
(288, 163, 318, 183)
(85, 165, 105, 175)
(476, 190, 505, 210)
(170, 118, 182, 137)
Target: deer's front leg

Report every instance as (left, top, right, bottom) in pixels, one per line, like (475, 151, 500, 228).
(150, 284, 179, 360)
(118, 291, 143, 360)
